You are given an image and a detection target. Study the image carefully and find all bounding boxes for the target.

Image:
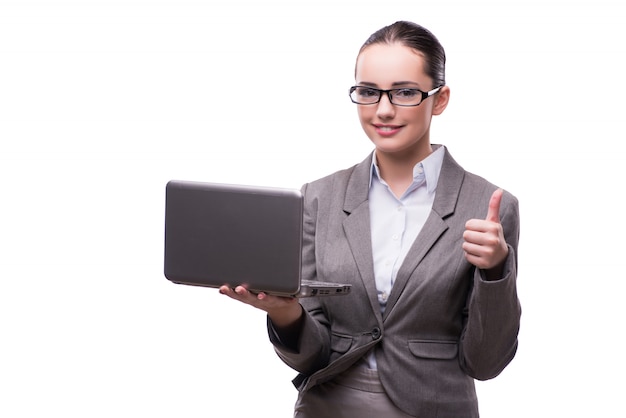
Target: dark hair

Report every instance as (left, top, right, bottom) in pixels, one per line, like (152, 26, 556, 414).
(358, 21, 446, 88)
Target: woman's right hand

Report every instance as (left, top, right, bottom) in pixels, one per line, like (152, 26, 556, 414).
(219, 285, 303, 329)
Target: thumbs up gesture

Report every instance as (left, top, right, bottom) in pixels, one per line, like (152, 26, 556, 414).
(463, 188, 509, 275)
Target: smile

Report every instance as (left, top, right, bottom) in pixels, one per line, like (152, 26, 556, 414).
(374, 124, 402, 136)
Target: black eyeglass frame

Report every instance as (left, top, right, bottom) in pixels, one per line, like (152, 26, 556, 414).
(349, 85, 443, 107)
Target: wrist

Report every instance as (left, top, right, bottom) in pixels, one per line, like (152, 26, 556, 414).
(268, 303, 304, 330)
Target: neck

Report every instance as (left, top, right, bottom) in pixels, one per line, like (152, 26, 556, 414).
(375, 144, 433, 197)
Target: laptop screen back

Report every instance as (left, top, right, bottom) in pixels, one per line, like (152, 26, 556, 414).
(164, 180, 303, 295)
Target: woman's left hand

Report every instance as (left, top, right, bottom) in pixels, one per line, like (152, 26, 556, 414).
(462, 188, 509, 277)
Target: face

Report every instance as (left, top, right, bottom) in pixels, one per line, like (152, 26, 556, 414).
(354, 42, 449, 160)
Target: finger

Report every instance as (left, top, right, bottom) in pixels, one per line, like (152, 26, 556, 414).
(485, 188, 503, 223)
(219, 285, 253, 301)
(234, 285, 258, 300)
(464, 222, 502, 241)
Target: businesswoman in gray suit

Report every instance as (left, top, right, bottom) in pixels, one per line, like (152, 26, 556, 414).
(220, 20, 521, 417)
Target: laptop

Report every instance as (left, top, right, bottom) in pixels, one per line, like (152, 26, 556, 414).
(163, 180, 352, 297)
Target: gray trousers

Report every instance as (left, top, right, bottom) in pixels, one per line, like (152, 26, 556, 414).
(293, 363, 415, 418)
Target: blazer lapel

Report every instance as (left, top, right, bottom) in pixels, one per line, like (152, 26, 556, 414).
(342, 153, 383, 321)
(382, 148, 466, 319)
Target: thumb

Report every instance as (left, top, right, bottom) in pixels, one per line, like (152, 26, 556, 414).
(486, 188, 503, 223)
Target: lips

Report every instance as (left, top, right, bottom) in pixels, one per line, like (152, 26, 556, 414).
(374, 124, 403, 137)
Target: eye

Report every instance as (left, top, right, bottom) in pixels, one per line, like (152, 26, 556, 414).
(394, 88, 419, 98)
(356, 87, 379, 98)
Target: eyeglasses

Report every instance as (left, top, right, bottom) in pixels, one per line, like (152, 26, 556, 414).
(349, 85, 442, 107)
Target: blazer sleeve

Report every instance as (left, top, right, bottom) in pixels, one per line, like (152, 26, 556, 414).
(458, 189, 521, 380)
(266, 182, 333, 376)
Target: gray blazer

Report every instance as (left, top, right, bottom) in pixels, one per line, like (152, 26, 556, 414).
(268, 146, 521, 417)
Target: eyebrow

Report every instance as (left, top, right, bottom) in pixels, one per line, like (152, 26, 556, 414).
(358, 81, 422, 88)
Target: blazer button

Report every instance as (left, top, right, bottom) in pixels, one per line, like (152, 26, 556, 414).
(371, 327, 381, 340)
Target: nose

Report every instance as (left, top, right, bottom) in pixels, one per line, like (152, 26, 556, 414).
(376, 92, 395, 119)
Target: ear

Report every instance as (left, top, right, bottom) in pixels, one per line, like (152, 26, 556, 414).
(432, 85, 450, 116)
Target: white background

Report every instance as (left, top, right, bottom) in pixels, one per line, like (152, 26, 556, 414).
(1, 0, 624, 416)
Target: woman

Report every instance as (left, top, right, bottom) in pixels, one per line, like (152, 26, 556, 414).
(220, 21, 521, 417)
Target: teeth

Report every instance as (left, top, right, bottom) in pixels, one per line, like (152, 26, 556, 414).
(379, 127, 395, 131)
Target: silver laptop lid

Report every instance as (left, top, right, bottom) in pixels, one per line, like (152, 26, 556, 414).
(164, 180, 303, 296)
